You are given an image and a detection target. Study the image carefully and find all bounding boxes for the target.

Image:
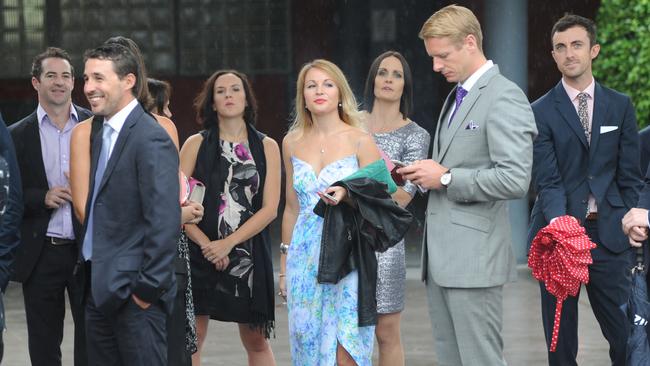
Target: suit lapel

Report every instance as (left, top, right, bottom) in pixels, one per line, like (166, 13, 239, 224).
(85, 115, 104, 217)
(433, 90, 455, 160)
(437, 66, 498, 162)
(553, 82, 589, 149)
(589, 82, 608, 161)
(96, 105, 142, 195)
(27, 113, 49, 188)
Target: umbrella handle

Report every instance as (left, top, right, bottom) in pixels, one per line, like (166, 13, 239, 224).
(634, 246, 645, 272)
(550, 299, 563, 352)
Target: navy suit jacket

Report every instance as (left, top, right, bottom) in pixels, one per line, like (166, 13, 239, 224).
(8, 105, 92, 283)
(528, 81, 643, 253)
(0, 113, 22, 291)
(84, 103, 180, 315)
(638, 125, 650, 176)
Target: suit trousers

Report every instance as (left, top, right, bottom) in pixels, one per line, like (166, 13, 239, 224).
(167, 271, 191, 366)
(85, 285, 168, 366)
(0, 293, 4, 362)
(426, 271, 506, 366)
(539, 220, 632, 366)
(22, 241, 86, 366)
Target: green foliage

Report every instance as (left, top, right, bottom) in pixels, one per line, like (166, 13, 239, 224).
(595, 0, 650, 127)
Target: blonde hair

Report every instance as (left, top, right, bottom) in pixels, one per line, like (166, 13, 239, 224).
(290, 59, 361, 134)
(418, 5, 483, 53)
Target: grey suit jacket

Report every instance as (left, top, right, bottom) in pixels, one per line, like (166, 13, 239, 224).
(421, 65, 537, 288)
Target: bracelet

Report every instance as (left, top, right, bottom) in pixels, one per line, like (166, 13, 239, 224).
(280, 242, 289, 255)
(278, 273, 286, 277)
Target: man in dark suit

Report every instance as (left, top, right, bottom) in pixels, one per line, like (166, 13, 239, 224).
(638, 125, 650, 175)
(528, 15, 643, 366)
(0, 111, 23, 363)
(81, 43, 180, 365)
(9, 47, 91, 366)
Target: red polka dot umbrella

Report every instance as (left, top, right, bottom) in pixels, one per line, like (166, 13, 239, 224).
(528, 215, 597, 352)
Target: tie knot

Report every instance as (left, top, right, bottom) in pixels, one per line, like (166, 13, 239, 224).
(455, 86, 468, 104)
(102, 124, 113, 140)
(578, 92, 589, 103)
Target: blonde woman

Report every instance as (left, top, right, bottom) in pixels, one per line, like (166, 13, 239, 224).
(280, 59, 381, 366)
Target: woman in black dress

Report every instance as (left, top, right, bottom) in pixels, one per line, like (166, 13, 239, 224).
(180, 70, 280, 366)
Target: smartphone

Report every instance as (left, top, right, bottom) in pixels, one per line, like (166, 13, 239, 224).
(188, 182, 206, 204)
(390, 160, 406, 186)
(391, 160, 407, 168)
(319, 191, 339, 204)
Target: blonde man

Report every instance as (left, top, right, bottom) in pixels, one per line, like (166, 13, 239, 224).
(399, 5, 537, 365)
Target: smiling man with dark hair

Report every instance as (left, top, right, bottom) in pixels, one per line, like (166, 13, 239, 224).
(9, 47, 91, 366)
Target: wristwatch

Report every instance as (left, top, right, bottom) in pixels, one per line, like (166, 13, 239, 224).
(440, 171, 452, 187)
(280, 242, 289, 255)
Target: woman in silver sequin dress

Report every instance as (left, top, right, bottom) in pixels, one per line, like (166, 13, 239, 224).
(362, 51, 430, 366)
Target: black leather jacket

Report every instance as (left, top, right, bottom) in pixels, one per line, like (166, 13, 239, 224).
(314, 177, 413, 326)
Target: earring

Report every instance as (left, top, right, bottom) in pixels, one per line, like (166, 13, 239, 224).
(338, 102, 342, 108)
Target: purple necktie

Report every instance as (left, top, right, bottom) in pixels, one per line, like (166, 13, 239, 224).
(448, 86, 468, 127)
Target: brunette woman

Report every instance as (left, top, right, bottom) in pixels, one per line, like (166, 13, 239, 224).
(180, 70, 280, 366)
(362, 51, 429, 366)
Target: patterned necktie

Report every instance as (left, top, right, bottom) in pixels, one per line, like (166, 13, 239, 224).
(82, 124, 114, 260)
(577, 92, 590, 144)
(448, 86, 468, 127)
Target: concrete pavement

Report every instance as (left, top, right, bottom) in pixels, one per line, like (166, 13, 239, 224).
(2, 265, 611, 365)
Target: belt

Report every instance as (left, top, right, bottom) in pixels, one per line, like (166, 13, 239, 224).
(45, 236, 75, 245)
(585, 212, 598, 221)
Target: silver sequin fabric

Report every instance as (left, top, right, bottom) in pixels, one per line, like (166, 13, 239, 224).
(373, 121, 430, 313)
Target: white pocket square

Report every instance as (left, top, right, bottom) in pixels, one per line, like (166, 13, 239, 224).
(600, 126, 618, 134)
(465, 120, 479, 130)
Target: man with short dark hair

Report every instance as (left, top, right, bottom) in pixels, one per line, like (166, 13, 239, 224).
(82, 42, 180, 365)
(0, 111, 23, 364)
(9, 47, 91, 366)
(528, 14, 642, 365)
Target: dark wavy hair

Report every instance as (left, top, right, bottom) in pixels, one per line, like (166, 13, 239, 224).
(363, 50, 413, 119)
(103, 36, 153, 109)
(147, 78, 171, 115)
(31, 47, 73, 80)
(194, 70, 258, 130)
(84, 43, 139, 98)
(551, 14, 597, 47)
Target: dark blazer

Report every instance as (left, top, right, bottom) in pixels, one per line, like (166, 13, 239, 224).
(528, 81, 643, 253)
(638, 125, 650, 176)
(8, 105, 92, 283)
(84, 103, 180, 315)
(0, 113, 23, 291)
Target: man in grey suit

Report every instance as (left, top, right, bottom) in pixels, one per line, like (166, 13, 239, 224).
(399, 5, 537, 365)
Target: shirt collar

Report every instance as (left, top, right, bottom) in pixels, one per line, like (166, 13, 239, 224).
(104, 98, 139, 134)
(561, 77, 595, 102)
(459, 60, 494, 92)
(36, 104, 79, 126)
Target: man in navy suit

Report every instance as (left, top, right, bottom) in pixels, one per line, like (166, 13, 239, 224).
(0, 112, 23, 363)
(10, 47, 91, 366)
(81, 43, 180, 365)
(638, 125, 650, 175)
(528, 15, 643, 366)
